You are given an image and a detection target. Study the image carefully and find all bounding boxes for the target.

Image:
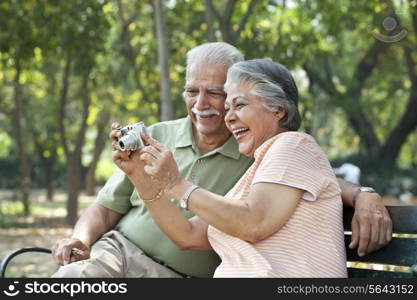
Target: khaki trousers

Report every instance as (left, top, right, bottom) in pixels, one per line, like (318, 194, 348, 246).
(52, 230, 183, 278)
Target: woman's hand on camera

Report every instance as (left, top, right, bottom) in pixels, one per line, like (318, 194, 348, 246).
(139, 132, 182, 191)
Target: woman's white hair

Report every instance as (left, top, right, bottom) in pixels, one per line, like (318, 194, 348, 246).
(225, 58, 301, 131)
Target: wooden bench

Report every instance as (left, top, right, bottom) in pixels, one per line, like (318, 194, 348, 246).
(344, 205, 417, 278)
(1, 205, 417, 278)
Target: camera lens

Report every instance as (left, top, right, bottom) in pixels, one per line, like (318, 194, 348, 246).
(117, 122, 146, 151)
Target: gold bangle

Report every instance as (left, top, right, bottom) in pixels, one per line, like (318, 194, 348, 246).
(141, 190, 163, 203)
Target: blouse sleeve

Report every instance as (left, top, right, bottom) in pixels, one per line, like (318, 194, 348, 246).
(252, 133, 329, 201)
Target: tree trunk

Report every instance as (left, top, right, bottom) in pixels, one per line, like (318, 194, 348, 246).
(59, 52, 72, 158)
(154, 0, 174, 121)
(203, 0, 259, 45)
(65, 74, 91, 226)
(85, 167, 96, 196)
(116, 0, 151, 104)
(45, 150, 57, 202)
(66, 155, 81, 226)
(219, 0, 236, 44)
(345, 109, 381, 151)
(12, 58, 31, 216)
(32, 130, 58, 202)
(46, 167, 54, 201)
(303, 38, 387, 153)
(58, 54, 91, 225)
(85, 109, 111, 196)
(380, 83, 417, 162)
(204, 0, 217, 41)
(378, 45, 417, 162)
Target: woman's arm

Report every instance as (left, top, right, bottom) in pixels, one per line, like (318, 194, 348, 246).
(170, 179, 302, 243)
(142, 195, 211, 251)
(139, 133, 302, 243)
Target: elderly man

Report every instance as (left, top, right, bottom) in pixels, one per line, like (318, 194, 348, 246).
(52, 42, 392, 278)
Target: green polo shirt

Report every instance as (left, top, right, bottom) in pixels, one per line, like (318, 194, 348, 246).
(97, 117, 254, 277)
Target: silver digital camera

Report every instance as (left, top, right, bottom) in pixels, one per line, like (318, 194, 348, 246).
(117, 122, 148, 151)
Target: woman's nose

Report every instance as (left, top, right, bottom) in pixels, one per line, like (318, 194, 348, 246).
(224, 108, 236, 124)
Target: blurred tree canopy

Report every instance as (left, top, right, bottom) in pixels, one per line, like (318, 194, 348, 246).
(0, 0, 416, 224)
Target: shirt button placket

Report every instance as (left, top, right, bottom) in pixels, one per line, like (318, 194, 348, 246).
(190, 159, 197, 182)
(191, 159, 202, 184)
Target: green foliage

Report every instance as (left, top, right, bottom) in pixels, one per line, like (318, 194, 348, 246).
(331, 142, 417, 195)
(0, 0, 416, 196)
(0, 132, 12, 158)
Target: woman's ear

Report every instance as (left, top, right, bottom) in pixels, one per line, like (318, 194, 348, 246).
(275, 107, 286, 121)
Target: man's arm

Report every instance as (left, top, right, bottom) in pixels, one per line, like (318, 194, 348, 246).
(338, 178, 392, 256)
(52, 122, 145, 266)
(52, 202, 123, 266)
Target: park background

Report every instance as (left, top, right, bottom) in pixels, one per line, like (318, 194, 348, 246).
(0, 0, 416, 276)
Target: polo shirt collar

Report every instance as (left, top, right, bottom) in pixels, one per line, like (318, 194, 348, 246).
(213, 135, 241, 160)
(175, 116, 242, 160)
(175, 116, 194, 148)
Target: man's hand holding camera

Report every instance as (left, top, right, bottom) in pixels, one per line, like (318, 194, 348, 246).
(110, 122, 162, 200)
(110, 122, 132, 174)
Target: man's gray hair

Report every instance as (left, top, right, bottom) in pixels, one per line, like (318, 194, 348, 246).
(186, 42, 244, 72)
(225, 58, 301, 131)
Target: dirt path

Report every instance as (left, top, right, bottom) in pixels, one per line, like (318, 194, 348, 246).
(0, 190, 95, 277)
(0, 227, 72, 277)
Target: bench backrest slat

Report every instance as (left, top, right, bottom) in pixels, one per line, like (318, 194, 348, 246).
(345, 236, 417, 265)
(343, 205, 417, 278)
(348, 268, 416, 278)
(343, 206, 417, 234)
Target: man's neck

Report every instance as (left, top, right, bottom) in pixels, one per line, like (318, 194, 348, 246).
(193, 128, 231, 154)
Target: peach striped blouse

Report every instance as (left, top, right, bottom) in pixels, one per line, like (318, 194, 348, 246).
(207, 132, 347, 277)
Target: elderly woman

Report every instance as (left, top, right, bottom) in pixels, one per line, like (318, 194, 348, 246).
(114, 58, 347, 277)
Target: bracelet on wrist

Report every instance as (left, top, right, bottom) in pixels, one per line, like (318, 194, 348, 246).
(140, 190, 163, 203)
(179, 184, 199, 210)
